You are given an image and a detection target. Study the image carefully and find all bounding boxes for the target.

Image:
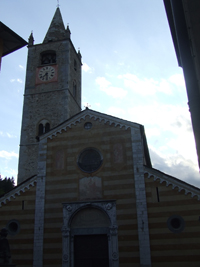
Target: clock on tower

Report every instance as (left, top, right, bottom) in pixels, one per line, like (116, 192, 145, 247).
(36, 65, 58, 84)
(18, 7, 82, 183)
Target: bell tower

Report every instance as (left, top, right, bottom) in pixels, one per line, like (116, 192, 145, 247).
(18, 8, 82, 184)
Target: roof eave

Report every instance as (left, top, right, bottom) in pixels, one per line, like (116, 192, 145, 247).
(0, 21, 28, 57)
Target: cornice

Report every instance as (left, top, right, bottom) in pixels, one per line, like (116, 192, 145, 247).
(144, 166, 200, 200)
(44, 109, 137, 141)
(0, 176, 37, 207)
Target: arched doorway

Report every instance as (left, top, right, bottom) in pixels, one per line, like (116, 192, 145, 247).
(62, 201, 119, 267)
(71, 208, 110, 267)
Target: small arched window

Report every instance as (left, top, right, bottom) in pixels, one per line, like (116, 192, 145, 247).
(73, 81, 77, 98)
(45, 123, 50, 133)
(38, 123, 44, 135)
(74, 59, 77, 71)
(38, 120, 50, 135)
(41, 51, 56, 65)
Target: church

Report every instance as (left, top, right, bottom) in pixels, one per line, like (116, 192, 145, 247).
(1, 7, 200, 267)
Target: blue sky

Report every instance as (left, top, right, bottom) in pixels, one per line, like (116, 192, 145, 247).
(0, 0, 200, 186)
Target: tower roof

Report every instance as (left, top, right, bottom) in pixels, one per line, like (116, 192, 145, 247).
(43, 7, 67, 43)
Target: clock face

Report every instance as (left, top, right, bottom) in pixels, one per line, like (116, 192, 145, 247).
(38, 66, 55, 82)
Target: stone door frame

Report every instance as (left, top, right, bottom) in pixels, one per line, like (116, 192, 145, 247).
(62, 200, 119, 267)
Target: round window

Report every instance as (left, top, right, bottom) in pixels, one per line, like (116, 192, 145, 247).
(171, 218, 181, 229)
(78, 148, 103, 173)
(84, 122, 92, 130)
(167, 215, 185, 233)
(7, 220, 20, 236)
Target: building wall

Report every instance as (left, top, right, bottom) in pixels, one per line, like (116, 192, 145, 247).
(145, 174, 200, 266)
(0, 186, 36, 266)
(18, 39, 81, 183)
(1, 117, 200, 266)
(183, 0, 200, 93)
(68, 43, 81, 118)
(164, 0, 200, 169)
(0, 38, 3, 69)
(43, 117, 140, 266)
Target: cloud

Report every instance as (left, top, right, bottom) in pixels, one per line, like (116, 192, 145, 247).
(128, 102, 198, 168)
(128, 103, 192, 134)
(169, 73, 185, 87)
(0, 132, 17, 138)
(10, 78, 23, 84)
(96, 77, 127, 98)
(118, 73, 173, 95)
(145, 127, 161, 137)
(149, 147, 200, 188)
(17, 79, 23, 83)
(19, 65, 25, 70)
(0, 169, 18, 183)
(95, 103, 101, 107)
(0, 151, 18, 160)
(117, 73, 186, 96)
(96, 77, 111, 88)
(82, 63, 92, 73)
(6, 133, 17, 138)
(107, 106, 126, 117)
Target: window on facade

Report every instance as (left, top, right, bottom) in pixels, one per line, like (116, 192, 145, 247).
(74, 59, 77, 71)
(45, 122, 50, 133)
(38, 123, 44, 135)
(7, 220, 20, 236)
(77, 148, 103, 173)
(167, 215, 185, 233)
(38, 121, 50, 135)
(41, 51, 56, 65)
(84, 122, 92, 130)
(73, 81, 77, 98)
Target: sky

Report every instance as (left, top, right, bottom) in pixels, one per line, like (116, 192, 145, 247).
(0, 0, 200, 187)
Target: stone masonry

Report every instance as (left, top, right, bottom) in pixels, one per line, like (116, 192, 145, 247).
(18, 8, 82, 184)
(131, 127, 151, 267)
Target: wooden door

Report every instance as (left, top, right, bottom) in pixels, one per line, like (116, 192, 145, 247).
(74, 234, 109, 267)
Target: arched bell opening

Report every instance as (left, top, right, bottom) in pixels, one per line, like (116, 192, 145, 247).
(37, 119, 51, 136)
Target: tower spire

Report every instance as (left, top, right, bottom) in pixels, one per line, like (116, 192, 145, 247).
(43, 7, 67, 43)
(28, 31, 34, 46)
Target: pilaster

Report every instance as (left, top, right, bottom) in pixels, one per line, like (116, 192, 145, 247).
(33, 139, 47, 267)
(131, 127, 151, 267)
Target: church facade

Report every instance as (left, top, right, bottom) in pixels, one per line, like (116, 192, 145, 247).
(1, 8, 200, 267)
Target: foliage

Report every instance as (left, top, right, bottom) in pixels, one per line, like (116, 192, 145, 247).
(0, 177, 15, 195)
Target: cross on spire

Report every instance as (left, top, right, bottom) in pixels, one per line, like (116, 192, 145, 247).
(84, 103, 91, 109)
(57, 0, 60, 7)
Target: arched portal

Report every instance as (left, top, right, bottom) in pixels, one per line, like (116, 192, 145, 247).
(62, 201, 119, 267)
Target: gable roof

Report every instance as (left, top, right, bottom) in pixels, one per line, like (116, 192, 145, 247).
(0, 175, 37, 207)
(144, 166, 200, 200)
(40, 108, 142, 139)
(39, 108, 152, 168)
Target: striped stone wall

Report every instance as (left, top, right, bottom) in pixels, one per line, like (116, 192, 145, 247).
(145, 173, 200, 266)
(43, 118, 140, 266)
(0, 186, 36, 266)
(2, 114, 200, 266)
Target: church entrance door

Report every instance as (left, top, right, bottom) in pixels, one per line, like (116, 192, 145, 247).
(74, 234, 109, 267)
